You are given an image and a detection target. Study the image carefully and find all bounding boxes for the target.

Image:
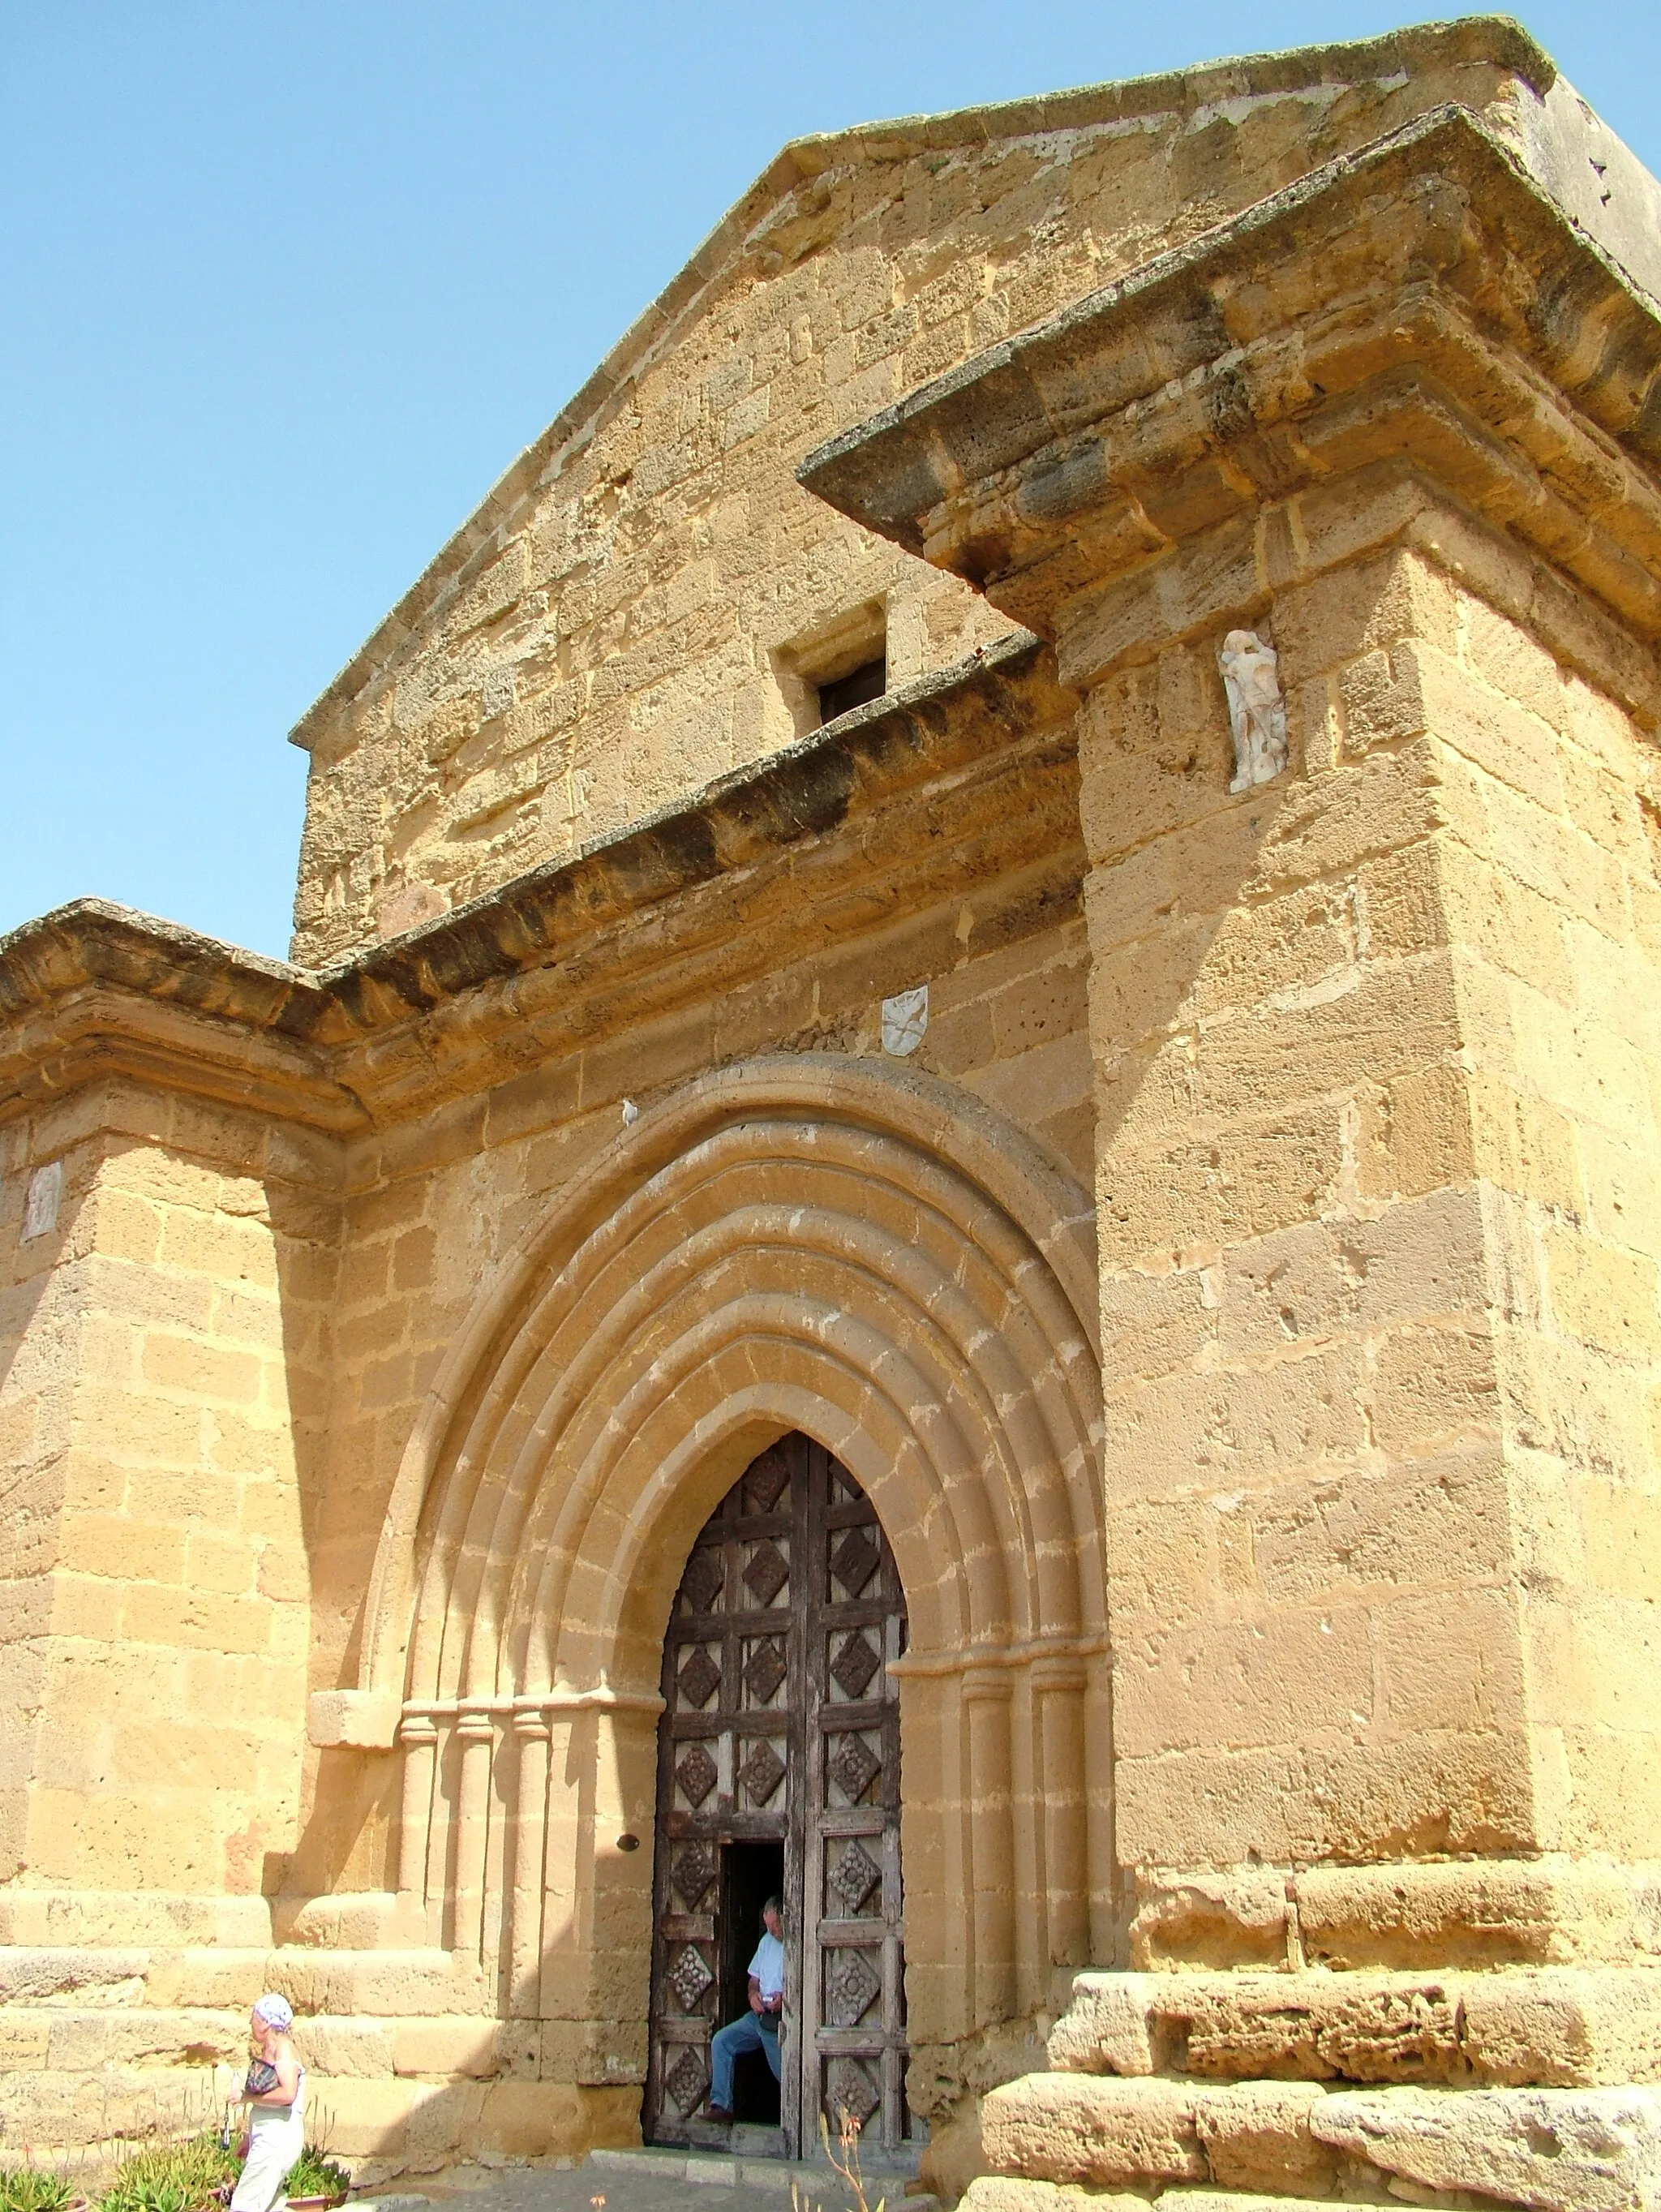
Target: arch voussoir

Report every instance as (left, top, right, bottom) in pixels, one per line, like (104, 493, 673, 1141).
(368, 1054, 1108, 2089)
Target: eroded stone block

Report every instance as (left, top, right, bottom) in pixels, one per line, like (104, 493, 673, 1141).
(1311, 2083, 1661, 2212)
(982, 2076, 1204, 2187)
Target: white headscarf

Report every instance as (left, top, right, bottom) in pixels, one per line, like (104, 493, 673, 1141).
(252, 1992, 294, 2032)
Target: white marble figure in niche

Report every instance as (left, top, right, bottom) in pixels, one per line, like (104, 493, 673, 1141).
(1218, 629, 1289, 794)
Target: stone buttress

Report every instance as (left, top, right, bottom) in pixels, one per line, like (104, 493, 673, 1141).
(804, 89, 1661, 2212)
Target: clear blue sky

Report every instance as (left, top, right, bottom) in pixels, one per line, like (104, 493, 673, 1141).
(5, 3, 1659, 960)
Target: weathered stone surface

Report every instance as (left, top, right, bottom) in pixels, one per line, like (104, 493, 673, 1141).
(1179, 1974, 1463, 2085)
(1296, 1860, 1661, 1970)
(1191, 2082, 1337, 2196)
(0, 1947, 149, 2005)
(1462, 1970, 1661, 2088)
(981, 2077, 1204, 2186)
(1046, 1975, 1163, 2077)
(1048, 1965, 1661, 2094)
(959, 2182, 1144, 2212)
(1311, 2084, 1661, 2212)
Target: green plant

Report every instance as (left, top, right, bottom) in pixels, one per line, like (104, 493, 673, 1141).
(128, 2185, 188, 2212)
(100, 2133, 236, 2212)
(283, 2148, 350, 2206)
(0, 2166, 76, 2212)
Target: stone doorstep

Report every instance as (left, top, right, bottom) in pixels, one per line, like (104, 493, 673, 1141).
(586, 2145, 929, 2197)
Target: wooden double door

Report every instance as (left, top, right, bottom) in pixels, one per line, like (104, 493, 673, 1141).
(645, 1433, 909, 2155)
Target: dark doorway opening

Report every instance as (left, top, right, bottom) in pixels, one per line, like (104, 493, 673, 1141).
(722, 1840, 785, 2124)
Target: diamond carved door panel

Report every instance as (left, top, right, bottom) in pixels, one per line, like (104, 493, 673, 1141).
(645, 1435, 908, 2156)
(801, 1452, 908, 2154)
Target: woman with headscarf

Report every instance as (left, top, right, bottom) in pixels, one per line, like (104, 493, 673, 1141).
(231, 1994, 306, 2212)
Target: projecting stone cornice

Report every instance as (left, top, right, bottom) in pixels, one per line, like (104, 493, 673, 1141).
(0, 634, 1075, 1134)
(799, 104, 1661, 714)
(0, 900, 363, 1136)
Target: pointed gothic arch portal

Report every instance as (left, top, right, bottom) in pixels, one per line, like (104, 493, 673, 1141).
(647, 1432, 908, 2155)
(360, 1054, 1110, 2154)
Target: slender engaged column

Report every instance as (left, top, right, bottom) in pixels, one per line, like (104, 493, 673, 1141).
(962, 1665, 1015, 2027)
(509, 1707, 552, 2018)
(396, 1714, 440, 1926)
(1032, 1658, 1089, 1982)
(453, 1707, 496, 1965)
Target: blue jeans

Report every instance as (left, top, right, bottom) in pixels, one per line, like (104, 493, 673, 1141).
(709, 2010, 781, 2110)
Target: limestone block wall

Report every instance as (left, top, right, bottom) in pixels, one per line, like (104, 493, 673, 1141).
(1083, 531, 1661, 1935)
(1422, 595, 1661, 1856)
(288, 20, 1562, 964)
(0, 1080, 337, 1926)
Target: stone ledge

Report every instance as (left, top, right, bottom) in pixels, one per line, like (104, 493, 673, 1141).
(981, 2073, 1661, 2211)
(1049, 1965, 1661, 2089)
(0, 1892, 277, 1950)
(0, 636, 1075, 1136)
(0, 2070, 639, 2177)
(800, 105, 1661, 684)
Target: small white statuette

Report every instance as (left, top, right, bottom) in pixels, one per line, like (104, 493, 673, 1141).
(881, 985, 929, 1057)
(1218, 629, 1289, 794)
(621, 1098, 640, 1127)
(23, 1159, 63, 1241)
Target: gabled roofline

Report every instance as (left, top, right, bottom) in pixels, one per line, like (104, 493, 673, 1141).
(285, 14, 1552, 756)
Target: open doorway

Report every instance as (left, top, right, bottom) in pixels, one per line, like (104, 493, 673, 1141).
(722, 1840, 786, 2124)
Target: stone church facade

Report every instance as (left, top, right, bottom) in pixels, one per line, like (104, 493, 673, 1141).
(7, 17, 1661, 2207)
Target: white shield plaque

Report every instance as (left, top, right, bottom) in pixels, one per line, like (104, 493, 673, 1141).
(880, 985, 929, 1057)
(23, 1158, 63, 1241)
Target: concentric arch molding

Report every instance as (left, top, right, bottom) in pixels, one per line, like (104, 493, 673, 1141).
(353, 1051, 1104, 1721)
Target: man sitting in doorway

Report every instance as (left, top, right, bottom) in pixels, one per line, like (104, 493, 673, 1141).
(705, 1896, 784, 2123)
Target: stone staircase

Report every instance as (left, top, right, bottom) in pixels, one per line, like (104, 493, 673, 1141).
(962, 1965, 1661, 2210)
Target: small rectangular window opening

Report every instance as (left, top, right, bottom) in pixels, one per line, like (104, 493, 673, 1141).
(817, 655, 886, 726)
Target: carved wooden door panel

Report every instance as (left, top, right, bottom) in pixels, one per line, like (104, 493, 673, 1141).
(644, 1434, 908, 2157)
(800, 1447, 909, 2156)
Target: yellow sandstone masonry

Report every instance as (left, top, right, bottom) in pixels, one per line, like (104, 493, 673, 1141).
(9, 15, 1661, 2207)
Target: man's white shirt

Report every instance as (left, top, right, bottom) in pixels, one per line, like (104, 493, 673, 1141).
(749, 1931, 785, 2004)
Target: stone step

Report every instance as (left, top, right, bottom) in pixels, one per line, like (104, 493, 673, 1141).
(980, 2076, 1333, 2198)
(1154, 2197, 1315, 2210)
(978, 2072, 1661, 2212)
(0, 1944, 491, 2017)
(728, 2124, 784, 2159)
(586, 2147, 927, 2199)
(1048, 1965, 1661, 2088)
(0, 2071, 634, 2167)
(963, 2184, 1304, 2212)
(0, 2006, 513, 2078)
